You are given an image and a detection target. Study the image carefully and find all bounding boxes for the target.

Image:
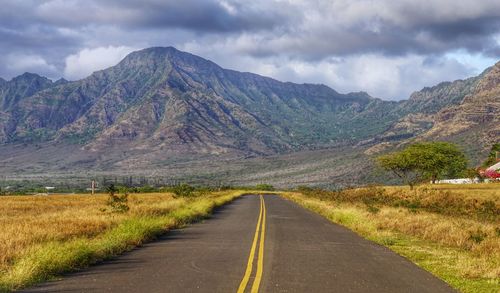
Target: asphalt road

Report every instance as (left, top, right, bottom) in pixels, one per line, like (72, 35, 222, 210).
(24, 194, 455, 293)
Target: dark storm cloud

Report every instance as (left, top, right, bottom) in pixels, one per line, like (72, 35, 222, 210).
(0, 0, 499, 99)
(32, 0, 293, 33)
(0, 0, 294, 79)
(230, 1, 500, 60)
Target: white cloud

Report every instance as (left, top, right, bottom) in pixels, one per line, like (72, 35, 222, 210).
(5, 53, 58, 79)
(63, 46, 136, 80)
(259, 54, 475, 100)
(181, 42, 477, 99)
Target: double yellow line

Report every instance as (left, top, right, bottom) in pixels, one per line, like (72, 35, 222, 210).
(237, 195, 267, 293)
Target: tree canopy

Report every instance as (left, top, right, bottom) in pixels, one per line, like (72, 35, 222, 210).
(482, 143, 500, 167)
(377, 142, 468, 188)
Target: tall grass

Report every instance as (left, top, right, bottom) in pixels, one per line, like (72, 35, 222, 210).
(297, 183, 500, 220)
(285, 183, 500, 293)
(0, 191, 246, 291)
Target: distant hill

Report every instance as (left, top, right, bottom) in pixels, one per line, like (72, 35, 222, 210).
(0, 47, 403, 156)
(419, 62, 500, 158)
(0, 47, 497, 185)
(366, 62, 499, 162)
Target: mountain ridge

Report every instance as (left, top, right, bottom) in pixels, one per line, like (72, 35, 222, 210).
(0, 47, 498, 185)
(0, 47, 399, 156)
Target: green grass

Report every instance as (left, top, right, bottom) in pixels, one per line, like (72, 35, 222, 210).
(0, 192, 245, 292)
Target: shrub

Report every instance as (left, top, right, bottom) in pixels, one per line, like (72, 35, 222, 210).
(136, 185, 157, 193)
(171, 183, 196, 198)
(366, 204, 380, 214)
(105, 184, 129, 213)
(468, 229, 487, 244)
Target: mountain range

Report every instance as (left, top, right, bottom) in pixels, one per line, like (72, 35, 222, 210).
(0, 47, 498, 186)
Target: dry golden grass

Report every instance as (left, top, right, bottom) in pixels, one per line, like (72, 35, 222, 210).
(0, 193, 183, 273)
(385, 183, 500, 201)
(285, 183, 500, 293)
(0, 190, 248, 291)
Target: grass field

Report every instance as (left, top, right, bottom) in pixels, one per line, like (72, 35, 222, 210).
(1, 185, 498, 292)
(0, 190, 247, 291)
(284, 183, 500, 293)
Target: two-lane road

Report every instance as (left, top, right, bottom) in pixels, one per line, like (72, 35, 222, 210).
(25, 194, 455, 293)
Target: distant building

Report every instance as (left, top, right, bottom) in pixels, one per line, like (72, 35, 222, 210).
(485, 161, 500, 179)
(486, 161, 500, 172)
(435, 178, 480, 184)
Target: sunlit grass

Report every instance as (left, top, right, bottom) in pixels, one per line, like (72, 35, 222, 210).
(0, 190, 246, 291)
(282, 183, 500, 293)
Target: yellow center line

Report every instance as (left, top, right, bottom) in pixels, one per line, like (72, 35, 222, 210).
(250, 195, 266, 293)
(237, 195, 264, 293)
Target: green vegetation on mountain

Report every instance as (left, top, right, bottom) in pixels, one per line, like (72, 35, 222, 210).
(0, 47, 400, 155)
(0, 47, 498, 185)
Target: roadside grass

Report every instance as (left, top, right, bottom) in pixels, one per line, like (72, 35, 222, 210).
(282, 183, 500, 293)
(0, 190, 248, 292)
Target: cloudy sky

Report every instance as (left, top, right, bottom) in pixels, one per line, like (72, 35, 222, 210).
(1, 0, 499, 100)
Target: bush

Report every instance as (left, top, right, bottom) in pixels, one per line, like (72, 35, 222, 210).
(105, 184, 129, 213)
(171, 183, 196, 198)
(468, 229, 487, 244)
(366, 204, 380, 214)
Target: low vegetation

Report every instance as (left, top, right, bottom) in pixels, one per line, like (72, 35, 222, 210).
(104, 184, 129, 213)
(0, 189, 248, 291)
(286, 183, 499, 293)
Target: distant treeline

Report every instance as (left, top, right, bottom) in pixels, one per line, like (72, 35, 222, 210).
(0, 176, 275, 195)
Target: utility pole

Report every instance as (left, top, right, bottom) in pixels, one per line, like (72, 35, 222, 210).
(91, 180, 95, 195)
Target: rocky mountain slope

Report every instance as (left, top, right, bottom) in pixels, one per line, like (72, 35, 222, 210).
(0, 73, 55, 111)
(365, 63, 498, 161)
(0, 73, 66, 142)
(0, 47, 497, 185)
(367, 72, 482, 144)
(0, 47, 400, 156)
(420, 62, 500, 155)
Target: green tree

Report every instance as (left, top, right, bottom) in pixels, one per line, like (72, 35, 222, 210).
(463, 168, 481, 181)
(377, 149, 421, 189)
(409, 142, 467, 183)
(377, 142, 468, 188)
(482, 143, 500, 167)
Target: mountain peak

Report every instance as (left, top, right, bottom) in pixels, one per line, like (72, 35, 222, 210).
(122, 46, 214, 64)
(0, 72, 55, 111)
(127, 46, 180, 57)
(12, 72, 48, 82)
(54, 78, 69, 85)
(111, 46, 223, 80)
